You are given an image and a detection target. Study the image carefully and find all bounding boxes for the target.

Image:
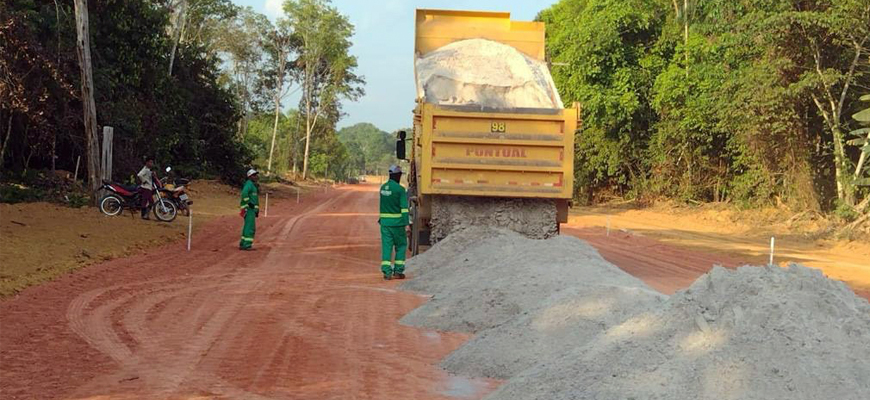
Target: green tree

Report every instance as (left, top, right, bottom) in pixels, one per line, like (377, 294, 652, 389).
(244, 109, 300, 176)
(539, 0, 869, 212)
(259, 19, 298, 175)
(538, 0, 667, 199)
(1, 0, 252, 187)
(336, 123, 393, 174)
(283, 0, 364, 179)
(782, 0, 870, 206)
(214, 6, 271, 138)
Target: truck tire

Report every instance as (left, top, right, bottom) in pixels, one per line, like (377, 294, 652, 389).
(410, 204, 421, 256)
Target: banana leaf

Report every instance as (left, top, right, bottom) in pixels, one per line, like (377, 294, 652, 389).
(854, 108, 870, 123)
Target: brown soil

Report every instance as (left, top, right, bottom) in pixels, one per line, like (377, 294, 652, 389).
(0, 180, 312, 297)
(0, 184, 495, 399)
(566, 204, 870, 300)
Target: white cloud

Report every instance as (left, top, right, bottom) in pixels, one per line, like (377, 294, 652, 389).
(264, 0, 283, 19)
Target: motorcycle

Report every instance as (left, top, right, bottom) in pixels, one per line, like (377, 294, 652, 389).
(98, 172, 177, 222)
(159, 166, 193, 216)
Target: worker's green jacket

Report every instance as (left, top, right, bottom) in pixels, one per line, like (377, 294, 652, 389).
(379, 179, 408, 227)
(240, 179, 259, 211)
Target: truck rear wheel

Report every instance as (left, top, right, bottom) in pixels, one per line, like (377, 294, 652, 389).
(410, 206, 420, 256)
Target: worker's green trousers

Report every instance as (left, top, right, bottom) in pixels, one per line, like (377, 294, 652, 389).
(380, 225, 407, 276)
(239, 209, 256, 249)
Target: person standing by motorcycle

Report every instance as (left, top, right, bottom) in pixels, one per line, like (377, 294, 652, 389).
(137, 157, 156, 220)
(239, 169, 260, 250)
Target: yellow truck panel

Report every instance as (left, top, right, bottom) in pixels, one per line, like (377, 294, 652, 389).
(415, 9, 546, 60)
(417, 103, 577, 199)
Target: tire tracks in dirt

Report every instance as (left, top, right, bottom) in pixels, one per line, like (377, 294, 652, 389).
(4, 185, 492, 400)
(62, 189, 353, 399)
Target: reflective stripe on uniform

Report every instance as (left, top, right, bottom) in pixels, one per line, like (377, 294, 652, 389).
(242, 197, 249, 201)
(401, 209, 409, 213)
(241, 237, 254, 242)
(240, 205, 247, 209)
(380, 213, 402, 218)
(395, 260, 405, 265)
(381, 261, 391, 266)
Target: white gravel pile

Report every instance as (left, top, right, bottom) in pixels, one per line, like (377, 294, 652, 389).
(442, 284, 666, 379)
(416, 39, 562, 109)
(400, 233, 652, 334)
(402, 227, 520, 295)
(430, 196, 558, 243)
(487, 265, 870, 400)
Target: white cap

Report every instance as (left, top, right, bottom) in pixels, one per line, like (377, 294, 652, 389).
(388, 165, 402, 174)
(246, 168, 259, 177)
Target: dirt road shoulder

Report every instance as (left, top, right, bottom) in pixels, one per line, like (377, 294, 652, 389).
(567, 204, 870, 298)
(0, 180, 315, 296)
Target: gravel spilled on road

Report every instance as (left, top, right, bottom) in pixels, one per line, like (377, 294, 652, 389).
(402, 228, 870, 400)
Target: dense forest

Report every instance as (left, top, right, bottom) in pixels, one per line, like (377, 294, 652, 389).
(539, 0, 870, 218)
(0, 0, 364, 193)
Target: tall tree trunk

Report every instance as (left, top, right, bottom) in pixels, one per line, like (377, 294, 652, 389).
(267, 51, 287, 176)
(292, 149, 298, 174)
(51, 132, 56, 172)
(168, 0, 187, 76)
(0, 113, 12, 169)
(683, 0, 689, 78)
(302, 67, 313, 180)
(302, 111, 312, 180)
(74, 0, 101, 204)
(832, 125, 854, 205)
(267, 90, 281, 176)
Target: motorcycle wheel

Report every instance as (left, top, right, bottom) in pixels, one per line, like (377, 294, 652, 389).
(153, 198, 178, 222)
(99, 194, 123, 216)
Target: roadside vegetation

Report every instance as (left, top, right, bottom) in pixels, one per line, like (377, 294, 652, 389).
(540, 0, 870, 230)
(0, 0, 372, 206)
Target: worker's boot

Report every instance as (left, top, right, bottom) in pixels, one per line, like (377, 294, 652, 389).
(392, 272, 405, 280)
(383, 274, 393, 281)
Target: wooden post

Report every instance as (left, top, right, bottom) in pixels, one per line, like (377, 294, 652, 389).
(101, 126, 113, 182)
(73, 0, 101, 204)
(769, 237, 775, 266)
(73, 156, 81, 183)
(187, 210, 192, 251)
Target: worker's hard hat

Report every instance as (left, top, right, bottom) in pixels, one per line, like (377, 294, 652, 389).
(388, 165, 402, 174)
(247, 168, 259, 177)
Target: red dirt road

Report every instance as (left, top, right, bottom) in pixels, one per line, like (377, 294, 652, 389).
(0, 185, 494, 400)
(564, 226, 870, 301)
(5, 184, 866, 399)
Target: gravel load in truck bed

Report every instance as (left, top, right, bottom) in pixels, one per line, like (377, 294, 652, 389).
(416, 38, 563, 109)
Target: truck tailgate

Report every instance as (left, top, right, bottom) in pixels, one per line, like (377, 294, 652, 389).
(418, 104, 577, 199)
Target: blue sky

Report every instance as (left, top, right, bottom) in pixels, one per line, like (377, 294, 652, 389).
(233, 0, 558, 132)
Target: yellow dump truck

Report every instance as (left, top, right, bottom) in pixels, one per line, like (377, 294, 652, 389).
(398, 9, 580, 254)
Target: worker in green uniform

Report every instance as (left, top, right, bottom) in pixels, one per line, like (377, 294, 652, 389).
(239, 169, 260, 250)
(379, 165, 409, 280)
